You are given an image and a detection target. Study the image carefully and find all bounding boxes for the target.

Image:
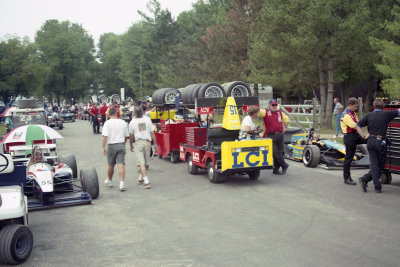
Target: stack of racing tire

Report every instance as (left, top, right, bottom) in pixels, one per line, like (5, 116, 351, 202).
(151, 81, 251, 105)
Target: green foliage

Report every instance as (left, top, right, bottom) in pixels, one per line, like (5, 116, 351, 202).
(35, 19, 95, 103)
(0, 37, 46, 102)
(372, 5, 400, 99)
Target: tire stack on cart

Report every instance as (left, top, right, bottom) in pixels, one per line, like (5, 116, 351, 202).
(151, 81, 251, 105)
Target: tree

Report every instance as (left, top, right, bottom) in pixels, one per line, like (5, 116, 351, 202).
(0, 37, 46, 103)
(371, 5, 400, 99)
(35, 19, 95, 104)
(97, 33, 129, 96)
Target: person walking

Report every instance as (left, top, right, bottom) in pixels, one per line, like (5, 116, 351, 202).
(340, 97, 365, 185)
(88, 103, 100, 134)
(356, 99, 400, 193)
(259, 99, 289, 175)
(333, 98, 343, 138)
(102, 108, 130, 191)
(129, 106, 157, 189)
(99, 102, 108, 126)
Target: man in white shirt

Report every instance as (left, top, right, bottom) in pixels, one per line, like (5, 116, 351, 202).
(239, 106, 260, 140)
(129, 106, 156, 189)
(102, 108, 129, 191)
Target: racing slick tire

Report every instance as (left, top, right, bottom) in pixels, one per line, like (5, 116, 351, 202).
(0, 224, 33, 265)
(187, 155, 198, 175)
(80, 167, 99, 199)
(247, 169, 260, 180)
(222, 81, 251, 97)
(380, 170, 392, 184)
(57, 121, 63, 129)
(302, 145, 320, 168)
(197, 83, 226, 99)
(207, 161, 224, 183)
(170, 151, 179, 163)
(59, 154, 77, 178)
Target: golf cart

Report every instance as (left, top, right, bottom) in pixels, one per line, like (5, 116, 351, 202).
(0, 153, 33, 265)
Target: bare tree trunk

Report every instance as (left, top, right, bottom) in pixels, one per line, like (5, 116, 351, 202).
(318, 50, 327, 128)
(326, 54, 335, 129)
(297, 88, 304, 104)
(282, 87, 288, 103)
(364, 76, 374, 113)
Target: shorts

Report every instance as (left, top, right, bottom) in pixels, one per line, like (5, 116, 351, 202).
(134, 139, 151, 166)
(107, 143, 126, 166)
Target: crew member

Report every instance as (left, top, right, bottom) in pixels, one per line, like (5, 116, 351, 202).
(88, 103, 100, 134)
(259, 99, 289, 175)
(356, 99, 400, 193)
(99, 103, 108, 125)
(341, 97, 365, 185)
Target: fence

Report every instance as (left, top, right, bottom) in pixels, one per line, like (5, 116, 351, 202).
(278, 98, 321, 132)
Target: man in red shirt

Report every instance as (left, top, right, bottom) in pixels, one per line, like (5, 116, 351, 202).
(99, 103, 108, 126)
(88, 103, 100, 134)
(259, 99, 290, 175)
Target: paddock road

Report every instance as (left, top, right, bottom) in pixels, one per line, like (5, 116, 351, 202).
(22, 120, 400, 267)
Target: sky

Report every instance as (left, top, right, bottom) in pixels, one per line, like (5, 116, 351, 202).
(0, 0, 197, 44)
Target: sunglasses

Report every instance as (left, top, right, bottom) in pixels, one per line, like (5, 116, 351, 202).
(271, 104, 278, 106)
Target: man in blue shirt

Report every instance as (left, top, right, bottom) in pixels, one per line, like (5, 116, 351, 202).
(356, 99, 400, 193)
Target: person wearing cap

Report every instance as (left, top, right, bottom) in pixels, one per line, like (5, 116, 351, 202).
(356, 99, 400, 193)
(88, 103, 100, 134)
(340, 97, 365, 185)
(259, 99, 290, 175)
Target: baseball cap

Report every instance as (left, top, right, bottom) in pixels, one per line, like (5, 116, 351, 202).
(269, 99, 278, 105)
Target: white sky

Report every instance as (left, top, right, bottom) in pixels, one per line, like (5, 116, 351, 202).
(0, 0, 197, 44)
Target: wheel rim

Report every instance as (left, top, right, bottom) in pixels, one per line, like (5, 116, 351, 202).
(15, 233, 29, 256)
(208, 166, 213, 179)
(204, 86, 224, 98)
(303, 149, 311, 164)
(164, 91, 176, 104)
(231, 85, 248, 97)
(188, 159, 193, 171)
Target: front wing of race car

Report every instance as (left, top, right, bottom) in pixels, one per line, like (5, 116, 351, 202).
(28, 192, 92, 211)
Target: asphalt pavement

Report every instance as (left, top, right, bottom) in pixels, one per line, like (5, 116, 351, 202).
(22, 120, 400, 267)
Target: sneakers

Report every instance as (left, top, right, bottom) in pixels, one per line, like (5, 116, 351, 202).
(344, 178, 356, 185)
(332, 135, 337, 138)
(119, 185, 127, 191)
(104, 178, 113, 188)
(141, 183, 151, 189)
(137, 179, 144, 185)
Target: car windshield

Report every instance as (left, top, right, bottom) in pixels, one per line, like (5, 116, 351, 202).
(12, 111, 46, 127)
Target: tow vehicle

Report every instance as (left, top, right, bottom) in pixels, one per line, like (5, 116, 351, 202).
(152, 104, 199, 163)
(179, 97, 274, 183)
(0, 153, 33, 265)
(381, 103, 400, 184)
(283, 128, 369, 168)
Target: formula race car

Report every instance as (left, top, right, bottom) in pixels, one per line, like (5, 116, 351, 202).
(24, 146, 99, 210)
(47, 112, 63, 129)
(283, 127, 369, 168)
(61, 111, 76, 122)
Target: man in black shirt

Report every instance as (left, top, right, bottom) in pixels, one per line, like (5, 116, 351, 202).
(355, 99, 400, 193)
